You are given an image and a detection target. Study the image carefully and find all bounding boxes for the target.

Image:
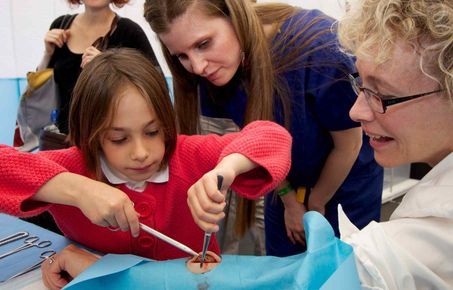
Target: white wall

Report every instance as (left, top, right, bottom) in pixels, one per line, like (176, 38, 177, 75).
(0, 0, 348, 79)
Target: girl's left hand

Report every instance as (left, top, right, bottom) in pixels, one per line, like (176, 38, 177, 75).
(41, 244, 98, 290)
(187, 169, 235, 233)
(81, 46, 101, 68)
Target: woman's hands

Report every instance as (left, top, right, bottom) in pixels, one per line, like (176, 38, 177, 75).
(187, 153, 257, 232)
(41, 244, 98, 290)
(44, 29, 70, 56)
(34, 172, 140, 237)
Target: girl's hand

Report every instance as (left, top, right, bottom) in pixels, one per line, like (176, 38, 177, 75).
(44, 29, 70, 56)
(187, 169, 235, 233)
(75, 179, 140, 237)
(41, 244, 98, 290)
(34, 173, 140, 237)
(81, 46, 101, 68)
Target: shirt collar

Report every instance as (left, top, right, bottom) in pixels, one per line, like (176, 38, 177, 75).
(100, 156, 169, 192)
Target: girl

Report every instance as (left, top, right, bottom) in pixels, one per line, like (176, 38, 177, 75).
(0, 48, 291, 261)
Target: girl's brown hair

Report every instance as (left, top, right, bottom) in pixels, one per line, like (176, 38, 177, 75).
(144, 0, 338, 236)
(69, 48, 177, 181)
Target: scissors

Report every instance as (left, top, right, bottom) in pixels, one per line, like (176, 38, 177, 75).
(0, 236, 52, 259)
(200, 175, 223, 268)
(0, 231, 29, 247)
(6, 250, 56, 281)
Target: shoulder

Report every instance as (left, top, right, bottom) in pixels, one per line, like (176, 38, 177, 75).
(116, 17, 145, 32)
(49, 14, 77, 29)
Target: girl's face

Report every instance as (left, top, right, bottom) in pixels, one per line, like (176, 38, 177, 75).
(350, 41, 453, 167)
(159, 5, 242, 86)
(100, 84, 166, 182)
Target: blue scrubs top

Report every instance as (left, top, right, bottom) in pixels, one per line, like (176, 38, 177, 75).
(200, 9, 383, 256)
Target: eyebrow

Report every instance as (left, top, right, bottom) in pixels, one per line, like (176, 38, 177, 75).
(364, 75, 404, 95)
(109, 120, 157, 131)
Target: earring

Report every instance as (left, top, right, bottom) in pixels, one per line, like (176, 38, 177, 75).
(241, 50, 246, 67)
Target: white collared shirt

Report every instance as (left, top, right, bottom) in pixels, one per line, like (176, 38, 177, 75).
(100, 157, 169, 192)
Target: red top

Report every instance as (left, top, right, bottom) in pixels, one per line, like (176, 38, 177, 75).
(0, 121, 291, 260)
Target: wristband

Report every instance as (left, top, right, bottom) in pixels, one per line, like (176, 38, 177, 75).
(296, 187, 306, 203)
(277, 184, 294, 197)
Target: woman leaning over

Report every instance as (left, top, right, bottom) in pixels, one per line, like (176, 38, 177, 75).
(143, 0, 383, 256)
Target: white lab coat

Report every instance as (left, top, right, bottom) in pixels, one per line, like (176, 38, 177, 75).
(339, 152, 453, 290)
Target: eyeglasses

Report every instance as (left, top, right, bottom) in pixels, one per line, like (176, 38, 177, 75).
(348, 72, 442, 113)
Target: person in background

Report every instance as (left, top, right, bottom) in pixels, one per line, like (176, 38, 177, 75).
(143, 0, 383, 256)
(0, 49, 291, 263)
(38, 0, 159, 134)
(337, 0, 453, 288)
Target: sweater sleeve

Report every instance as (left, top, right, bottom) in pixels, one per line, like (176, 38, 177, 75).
(175, 121, 291, 199)
(219, 121, 292, 199)
(0, 145, 87, 217)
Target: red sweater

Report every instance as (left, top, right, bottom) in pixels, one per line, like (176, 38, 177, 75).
(0, 121, 291, 260)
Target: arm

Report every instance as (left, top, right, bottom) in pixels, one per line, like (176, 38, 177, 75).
(0, 145, 139, 237)
(280, 128, 361, 245)
(41, 244, 99, 290)
(308, 127, 362, 213)
(34, 172, 140, 237)
(186, 121, 292, 232)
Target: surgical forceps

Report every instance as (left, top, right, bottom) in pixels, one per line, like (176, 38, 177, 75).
(0, 231, 29, 247)
(6, 250, 56, 281)
(0, 236, 51, 259)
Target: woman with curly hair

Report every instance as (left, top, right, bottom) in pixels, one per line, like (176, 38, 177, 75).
(338, 0, 453, 288)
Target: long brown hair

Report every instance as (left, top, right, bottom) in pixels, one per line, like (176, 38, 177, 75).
(144, 0, 336, 236)
(69, 48, 177, 181)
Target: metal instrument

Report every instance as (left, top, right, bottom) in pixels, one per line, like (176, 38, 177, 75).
(200, 175, 223, 268)
(139, 223, 198, 257)
(6, 250, 56, 281)
(0, 231, 29, 247)
(0, 236, 51, 259)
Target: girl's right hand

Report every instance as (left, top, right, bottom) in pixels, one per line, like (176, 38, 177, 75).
(74, 179, 140, 237)
(34, 173, 140, 237)
(44, 29, 70, 55)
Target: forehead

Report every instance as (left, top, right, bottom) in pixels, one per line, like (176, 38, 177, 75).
(158, 6, 227, 54)
(110, 84, 156, 125)
(355, 40, 435, 92)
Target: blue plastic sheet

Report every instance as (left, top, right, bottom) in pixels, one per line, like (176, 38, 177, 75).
(0, 213, 72, 282)
(64, 211, 360, 289)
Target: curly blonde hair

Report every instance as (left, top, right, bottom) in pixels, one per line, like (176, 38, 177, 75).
(338, 0, 453, 100)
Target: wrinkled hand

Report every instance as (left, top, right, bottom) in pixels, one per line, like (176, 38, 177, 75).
(187, 169, 235, 233)
(75, 179, 140, 237)
(81, 46, 101, 68)
(44, 29, 70, 56)
(41, 244, 98, 290)
(283, 200, 307, 246)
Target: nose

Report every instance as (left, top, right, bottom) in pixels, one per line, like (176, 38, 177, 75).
(349, 92, 375, 123)
(130, 139, 149, 162)
(190, 54, 208, 76)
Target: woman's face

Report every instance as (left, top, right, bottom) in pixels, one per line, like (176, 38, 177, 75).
(350, 41, 453, 167)
(159, 5, 242, 86)
(100, 84, 166, 182)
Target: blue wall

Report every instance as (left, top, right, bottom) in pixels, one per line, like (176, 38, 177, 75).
(0, 78, 26, 146)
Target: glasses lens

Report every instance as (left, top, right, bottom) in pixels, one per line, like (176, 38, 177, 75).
(363, 90, 385, 113)
(349, 75, 361, 96)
